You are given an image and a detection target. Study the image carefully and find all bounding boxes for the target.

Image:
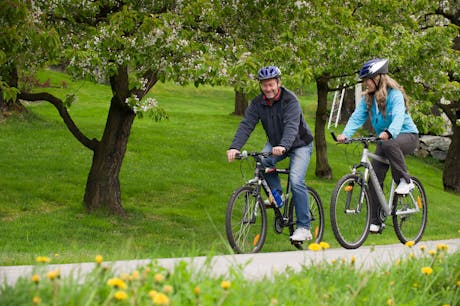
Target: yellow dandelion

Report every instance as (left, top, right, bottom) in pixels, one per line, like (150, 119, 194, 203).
(456, 280, 460, 286)
(308, 243, 321, 251)
(33, 296, 41, 305)
(107, 278, 127, 290)
(193, 286, 200, 296)
(32, 274, 40, 284)
(319, 241, 330, 250)
(419, 245, 426, 252)
(36, 256, 51, 264)
(152, 292, 170, 305)
(154, 273, 164, 283)
(331, 259, 337, 264)
(163, 285, 173, 294)
(436, 244, 449, 251)
(405, 241, 415, 247)
(131, 270, 140, 280)
(387, 298, 394, 305)
(389, 281, 395, 287)
(120, 273, 130, 281)
(428, 249, 437, 256)
(114, 290, 128, 301)
(409, 253, 415, 259)
(95, 255, 103, 265)
(351, 256, 356, 264)
(421, 266, 433, 275)
(148, 290, 158, 298)
(221, 280, 231, 290)
(47, 269, 60, 281)
(54, 253, 59, 258)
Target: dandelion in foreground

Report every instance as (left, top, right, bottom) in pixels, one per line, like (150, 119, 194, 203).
(351, 256, 356, 265)
(308, 243, 321, 251)
(428, 249, 437, 256)
(47, 269, 61, 281)
(421, 266, 433, 275)
(221, 280, 231, 290)
(319, 242, 330, 250)
(107, 278, 127, 290)
(148, 290, 158, 298)
(154, 273, 164, 283)
(193, 286, 200, 296)
(386, 298, 394, 305)
(419, 245, 426, 252)
(36, 256, 51, 264)
(163, 285, 173, 294)
(114, 290, 128, 301)
(456, 280, 460, 287)
(436, 243, 448, 251)
(33, 296, 41, 305)
(32, 274, 40, 284)
(152, 292, 170, 305)
(95, 255, 103, 265)
(404, 241, 415, 247)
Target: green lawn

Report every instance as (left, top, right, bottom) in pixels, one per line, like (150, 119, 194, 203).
(0, 69, 458, 266)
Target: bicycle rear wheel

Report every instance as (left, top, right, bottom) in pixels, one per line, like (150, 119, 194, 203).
(392, 176, 427, 244)
(225, 185, 267, 253)
(330, 174, 370, 249)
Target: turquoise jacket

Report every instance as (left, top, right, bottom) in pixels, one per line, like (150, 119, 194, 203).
(342, 88, 419, 139)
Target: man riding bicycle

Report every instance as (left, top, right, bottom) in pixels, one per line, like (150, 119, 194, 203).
(226, 65, 315, 242)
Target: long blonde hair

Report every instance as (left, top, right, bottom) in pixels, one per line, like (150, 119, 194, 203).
(364, 74, 409, 117)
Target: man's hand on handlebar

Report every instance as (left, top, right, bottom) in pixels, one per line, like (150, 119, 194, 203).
(226, 149, 240, 162)
(272, 146, 286, 156)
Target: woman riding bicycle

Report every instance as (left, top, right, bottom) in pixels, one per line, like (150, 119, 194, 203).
(226, 65, 314, 242)
(336, 58, 419, 233)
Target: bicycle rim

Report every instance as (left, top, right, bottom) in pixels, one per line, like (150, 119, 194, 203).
(225, 186, 267, 253)
(392, 177, 428, 244)
(330, 174, 370, 249)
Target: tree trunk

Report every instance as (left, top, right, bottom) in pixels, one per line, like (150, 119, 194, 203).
(0, 65, 26, 116)
(443, 124, 460, 193)
(83, 67, 135, 215)
(314, 76, 332, 179)
(233, 90, 248, 116)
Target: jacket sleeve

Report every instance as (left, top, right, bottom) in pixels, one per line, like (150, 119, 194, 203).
(342, 97, 369, 138)
(279, 98, 301, 150)
(229, 100, 259, 150)
(386, 90, 406, 138)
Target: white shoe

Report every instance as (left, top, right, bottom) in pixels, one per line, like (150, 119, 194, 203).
(395, 179, 414, 194)
(290, 227, 312, 241)
(369, 224, 380, 233)
(264, 194, 285, 207)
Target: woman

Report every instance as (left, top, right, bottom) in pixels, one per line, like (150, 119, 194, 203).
(337, 58, 419, 233)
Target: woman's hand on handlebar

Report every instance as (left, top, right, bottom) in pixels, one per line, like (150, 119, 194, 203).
(226, 149, 240, 162)
(336, 134, 347, 143)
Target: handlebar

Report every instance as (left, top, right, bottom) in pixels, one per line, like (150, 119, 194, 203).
(235, 151, 272, 160)
(331, 132, 380, 145)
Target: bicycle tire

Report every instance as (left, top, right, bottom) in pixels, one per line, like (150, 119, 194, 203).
(330, 174, 371, 249)
(392, 176, 428, 244)
(225, 185, 267, 253)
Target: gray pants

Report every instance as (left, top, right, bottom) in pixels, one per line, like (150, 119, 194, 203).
(369, 133, 419, 224)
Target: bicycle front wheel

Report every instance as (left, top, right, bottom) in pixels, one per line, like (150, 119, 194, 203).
(330, 174, 370, 249)
(225, 185, 267, 253)
(392, 176, 428, 244)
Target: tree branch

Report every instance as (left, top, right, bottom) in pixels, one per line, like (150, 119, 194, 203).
(18, 92, 99, 150)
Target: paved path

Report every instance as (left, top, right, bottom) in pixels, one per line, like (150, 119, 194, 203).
(1, 239, 458, 287)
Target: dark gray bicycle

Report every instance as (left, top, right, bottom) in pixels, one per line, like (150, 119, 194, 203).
(330, 133, 428, 249)
(225, 151, 325, 254)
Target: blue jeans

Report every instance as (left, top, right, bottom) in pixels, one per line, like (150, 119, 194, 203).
(261, 142, 313, 229)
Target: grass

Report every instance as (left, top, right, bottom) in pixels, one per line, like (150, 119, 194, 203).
(0, 69, 459, 266)
(0, 244, 458, 305)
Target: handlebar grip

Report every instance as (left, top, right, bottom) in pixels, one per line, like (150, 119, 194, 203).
(331, 132, 338, 142)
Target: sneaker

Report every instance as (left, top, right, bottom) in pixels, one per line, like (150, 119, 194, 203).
(369, 224, 380, 233)
(395, 179, 414, 194)
(290, 227, 312, 241)
(263, 194, 285, 207)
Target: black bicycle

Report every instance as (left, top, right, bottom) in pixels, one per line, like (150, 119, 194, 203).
(225, 151, 325, 253)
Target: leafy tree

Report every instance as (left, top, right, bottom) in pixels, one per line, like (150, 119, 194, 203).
(10, 0, 231, 214)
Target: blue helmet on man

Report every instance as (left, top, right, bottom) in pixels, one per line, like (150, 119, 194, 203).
(257, 66, 282, 81)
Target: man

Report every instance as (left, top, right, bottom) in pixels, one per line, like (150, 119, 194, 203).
(226, 65, 314, 241)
